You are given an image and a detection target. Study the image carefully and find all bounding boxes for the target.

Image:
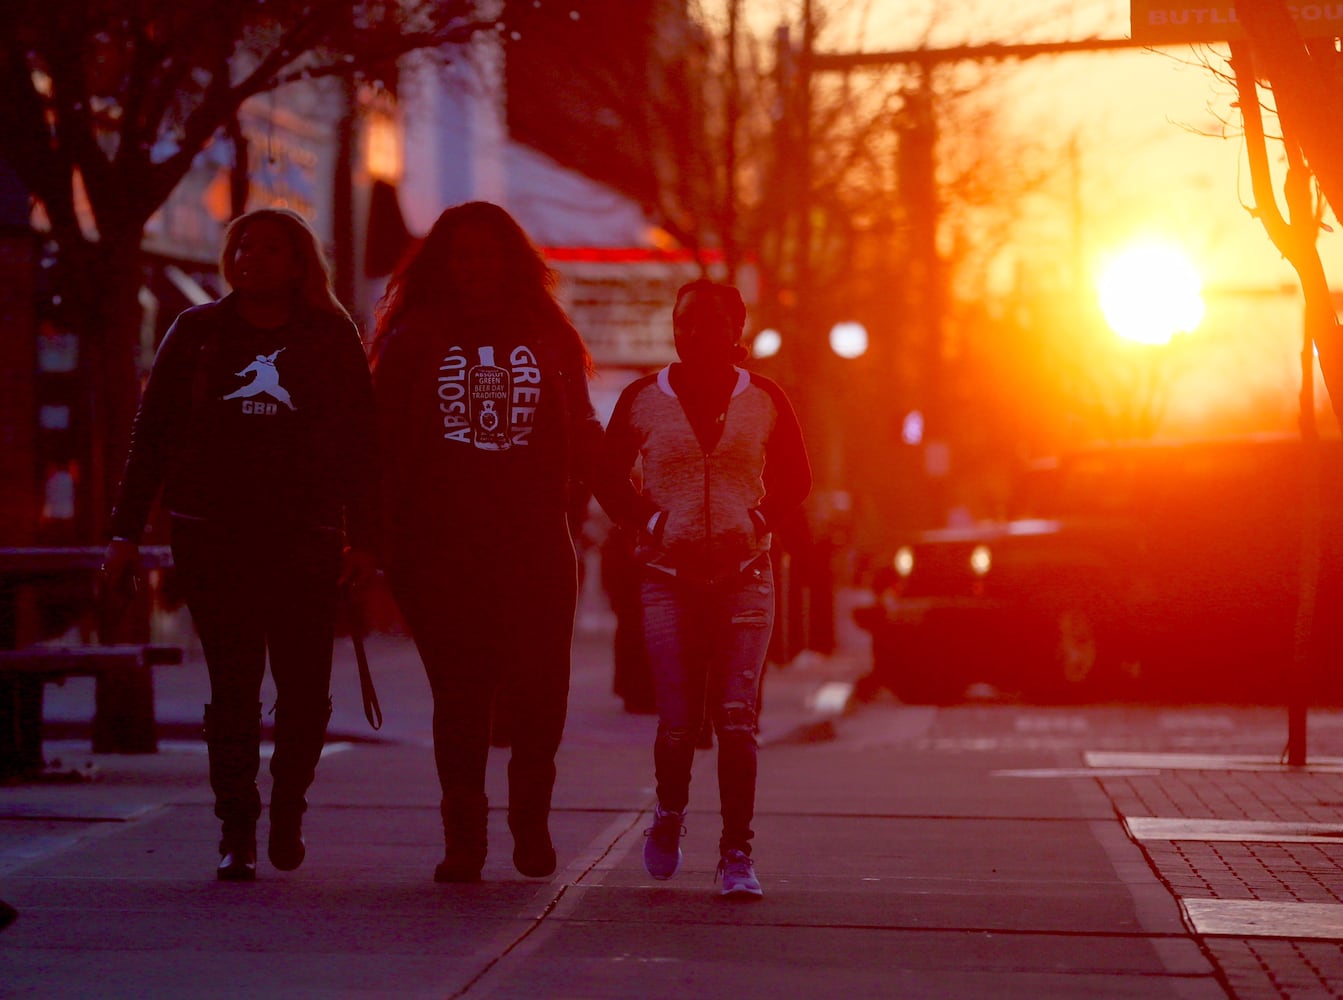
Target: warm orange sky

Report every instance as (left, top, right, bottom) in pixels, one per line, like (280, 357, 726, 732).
(806, 1, 1331, 283)
(725, 1, 1337, 290)
(779, 0, 1340, 437)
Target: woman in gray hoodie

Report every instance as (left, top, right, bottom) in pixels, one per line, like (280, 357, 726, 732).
(600, 279, 811, 898)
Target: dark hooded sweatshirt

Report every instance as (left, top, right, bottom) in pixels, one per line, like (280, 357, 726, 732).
(370, 305, 603, 561)
(109, 294, 378, 548)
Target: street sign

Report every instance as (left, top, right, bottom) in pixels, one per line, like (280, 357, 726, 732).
(1131, 1, 1343, 43)
(549, 252, 682, 368)
(544, 248, 757, 369)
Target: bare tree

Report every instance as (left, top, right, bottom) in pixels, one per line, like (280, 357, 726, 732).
(1229, 2, 1343, 429)
(1197, 0, 1343, 762)
(0, 0, 493, 539)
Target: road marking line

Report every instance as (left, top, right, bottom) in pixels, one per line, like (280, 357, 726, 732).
(1157, 714, 1235, 731)
(992, 767, 1161, 778)
(1014, 715, 1089, 733)
(806, 681, 853, 715)
(1183, 899, 1343, 940)
(1127, 817, 1343, 843)
(1085, 751, 1343, 773)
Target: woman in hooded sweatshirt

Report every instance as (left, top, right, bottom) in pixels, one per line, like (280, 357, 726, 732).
(370, 201, 603, 883)
(103, 208, 378, 881)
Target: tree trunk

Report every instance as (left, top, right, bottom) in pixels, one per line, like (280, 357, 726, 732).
(1238, 1, 1343, 429)
(0, 233, 40, 546)
(1229, 36, 1331, 764)
(72, 234, 147, 543)
(333, 77, 357, 315)
(1240, 1, 1343, 226)
(1229, 41, 1343, 433)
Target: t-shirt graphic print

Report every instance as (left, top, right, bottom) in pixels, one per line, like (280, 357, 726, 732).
(438, 343, 541, 450)
(222, 347, 296, 414)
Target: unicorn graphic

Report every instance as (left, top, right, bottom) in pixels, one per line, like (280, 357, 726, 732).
(222, 348, 296, 411)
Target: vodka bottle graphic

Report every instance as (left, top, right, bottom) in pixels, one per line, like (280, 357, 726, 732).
(469, 345, 510, 450)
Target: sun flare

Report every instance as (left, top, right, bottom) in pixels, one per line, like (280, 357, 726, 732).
(1097, 243, 1205, 345)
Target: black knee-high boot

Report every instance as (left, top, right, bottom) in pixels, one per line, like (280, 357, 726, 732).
(507, 758, 557, 878)
(434, 791, 489, 883)
(268, 698, 331, 871)
(203, 702, 262, 881)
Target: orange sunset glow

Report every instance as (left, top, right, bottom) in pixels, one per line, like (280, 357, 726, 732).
(1098, 242, 1205, 345)
(796, 0, 1338, 443)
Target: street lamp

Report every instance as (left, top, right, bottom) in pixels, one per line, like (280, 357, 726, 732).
(829, 320, 868, 358)
(752, 327, 784, 359)
(752, 328, 782, 359)
(364, 109, 402, 183)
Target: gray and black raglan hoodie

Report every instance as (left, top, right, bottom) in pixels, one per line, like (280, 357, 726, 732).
(601, 364, 811, 583)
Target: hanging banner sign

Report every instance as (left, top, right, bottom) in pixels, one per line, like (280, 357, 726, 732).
(543, 248, 756, 369)
(1131, 1, 1343, 43)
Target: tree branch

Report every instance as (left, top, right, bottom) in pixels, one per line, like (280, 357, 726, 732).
(1239, 0, 1343, 221)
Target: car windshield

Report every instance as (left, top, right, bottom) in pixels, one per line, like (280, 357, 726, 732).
(1015, 453, 1133, 515)
(1009, 441, 1312, 521)
(1011, 455, 1140, 519)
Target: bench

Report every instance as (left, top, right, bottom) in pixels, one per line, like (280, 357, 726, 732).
(0, 546, 182, 781)
(0, 644, 186, 778)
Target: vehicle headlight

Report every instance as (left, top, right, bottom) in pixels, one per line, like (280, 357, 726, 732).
(969, 544, 992, 576)
(894, 546, 914, 577)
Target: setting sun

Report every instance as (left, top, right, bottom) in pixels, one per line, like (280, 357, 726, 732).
(1097, 243, 1206, 346)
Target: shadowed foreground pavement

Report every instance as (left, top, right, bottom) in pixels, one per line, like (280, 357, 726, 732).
(5, 598, 1343, 998)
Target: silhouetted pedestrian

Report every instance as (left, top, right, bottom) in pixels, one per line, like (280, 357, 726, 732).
(370, 201, 603, 883)
(104, 208, 379, 881)
(599, 278, 811, 898)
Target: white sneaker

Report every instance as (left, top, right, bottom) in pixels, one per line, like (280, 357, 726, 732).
(716, 849, 763, 898)
(643, 806, 685, 880)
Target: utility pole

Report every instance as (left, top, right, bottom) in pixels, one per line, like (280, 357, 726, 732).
(894, 69, 945, 516)
(723, 0, 740, 283)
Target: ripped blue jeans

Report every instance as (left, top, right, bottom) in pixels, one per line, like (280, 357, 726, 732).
(641, 556, 775, 856)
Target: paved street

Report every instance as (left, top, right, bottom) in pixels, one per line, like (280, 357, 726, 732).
(5, 589, 1343, 998)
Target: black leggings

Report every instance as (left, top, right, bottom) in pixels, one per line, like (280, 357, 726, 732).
(389, 526, 577, 820)
(171, 517, 343, 717)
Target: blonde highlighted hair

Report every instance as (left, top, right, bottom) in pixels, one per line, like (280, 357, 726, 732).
(219, 208, 350, 319)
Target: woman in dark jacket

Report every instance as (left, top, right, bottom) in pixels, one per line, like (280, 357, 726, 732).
(103, 209, 378, 881)
(370, 201, 603, 883)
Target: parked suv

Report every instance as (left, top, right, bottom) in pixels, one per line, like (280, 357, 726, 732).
(854, 435, 1343, 703)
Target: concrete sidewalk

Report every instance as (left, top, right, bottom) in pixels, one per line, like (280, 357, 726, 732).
(4, 606, 1343, 997)
(1091, 754, 1343, 998)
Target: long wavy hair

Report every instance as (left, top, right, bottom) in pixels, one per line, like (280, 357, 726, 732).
(371, 201, 592, 374)
(219, 208, 350, 320)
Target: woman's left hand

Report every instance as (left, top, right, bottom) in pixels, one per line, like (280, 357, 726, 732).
(339, 546, 378, 589)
